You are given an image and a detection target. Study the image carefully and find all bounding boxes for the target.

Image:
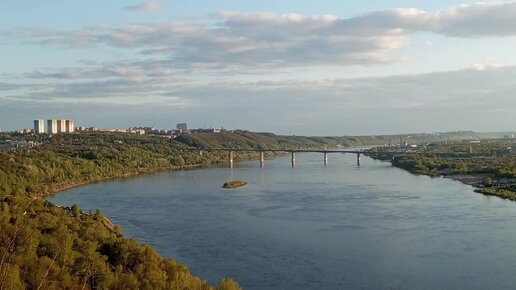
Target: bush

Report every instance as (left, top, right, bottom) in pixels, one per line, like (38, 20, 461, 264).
(482, 177, 493, 187)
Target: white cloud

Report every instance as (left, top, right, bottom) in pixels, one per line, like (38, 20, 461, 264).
(124, 1, 162, 11)
(3, 65, 516, 134)
(8, 2, 516, 70)
(3, 2, 516, 133)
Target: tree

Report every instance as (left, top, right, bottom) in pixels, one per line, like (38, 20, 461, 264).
(170, 156, 185, 167)
(71, 204, 80, 218)
(217, 277, 242, 290)
(95, 209, 103, 221)
(482, 177, 493, 187)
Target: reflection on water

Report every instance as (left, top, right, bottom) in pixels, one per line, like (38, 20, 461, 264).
(49, 153, 516, 290)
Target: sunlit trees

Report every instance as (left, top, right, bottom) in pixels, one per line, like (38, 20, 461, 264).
(482, 177, 493, 187)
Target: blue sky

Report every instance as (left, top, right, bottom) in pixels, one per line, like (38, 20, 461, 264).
(1, 0, 516, 135)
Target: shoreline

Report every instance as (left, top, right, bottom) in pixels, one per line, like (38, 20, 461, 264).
(44, 164, 201, 197)
(386, 160, 516, 201)
(47, 152, 292, 197)
(442, 173, 489, 188)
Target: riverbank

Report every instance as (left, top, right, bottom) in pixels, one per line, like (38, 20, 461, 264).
(442, 174, 516, 200)
(48, 149, 516, 290)
(0, 134, 248, 289)
(43, 164, 204, 197)
(443, 174, 489, 187)
(367, 141, 516, 201)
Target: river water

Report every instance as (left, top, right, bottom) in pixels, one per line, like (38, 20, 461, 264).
(49, 153, 516, 289)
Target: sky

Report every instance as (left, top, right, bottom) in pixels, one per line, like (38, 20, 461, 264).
(1, 0, 516, 135)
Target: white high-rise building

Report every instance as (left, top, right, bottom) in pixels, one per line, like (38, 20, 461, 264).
(66, 120, 75, 133)
(47, 119, 58, 134)
(34, 119, 45, 134)
(57, 119, 67, 133)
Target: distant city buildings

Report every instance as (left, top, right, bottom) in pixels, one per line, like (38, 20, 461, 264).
(76, 126, 98, 132)
(27, 119, 226, 136)
(190, 128, 221, 133)
(34, 120, 46, 134)
(33, 119, 75, 134)
(18, 128, 34, 134)
(47, 119, 58, 134)
(66, 120, 75, 133)
(127, 127, 146, 135)
(0, 140, 40, 151)
(57, 119, 66, 133)
(176, 123, 188, 132)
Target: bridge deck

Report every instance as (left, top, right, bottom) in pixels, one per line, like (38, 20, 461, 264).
(191, 148, 366, 154)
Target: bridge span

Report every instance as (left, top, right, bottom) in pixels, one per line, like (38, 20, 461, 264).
(193, 148, 368, 168)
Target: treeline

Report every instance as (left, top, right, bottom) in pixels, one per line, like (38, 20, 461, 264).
(390, 155, 516, 179)
(0, 133, 244, 289)
(175, 130, 505, 150)
(0, 132, 252, 196)
(368, 139, 516, 199)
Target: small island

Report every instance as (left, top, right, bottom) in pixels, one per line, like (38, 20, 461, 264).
(223, 180, 248, 189)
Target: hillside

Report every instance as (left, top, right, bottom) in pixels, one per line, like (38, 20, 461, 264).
(0, 133, 239, 289)
(174, 130, 507, 149)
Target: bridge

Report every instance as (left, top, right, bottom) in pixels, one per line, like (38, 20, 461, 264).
(193, 148, 368, 168)
(191, 147, 481, 168)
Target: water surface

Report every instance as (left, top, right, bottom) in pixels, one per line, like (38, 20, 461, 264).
(49, 153, 516, 289)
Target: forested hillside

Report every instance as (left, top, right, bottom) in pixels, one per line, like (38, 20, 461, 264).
(176, 130, 506, 149)
(0, 132, 241, 289)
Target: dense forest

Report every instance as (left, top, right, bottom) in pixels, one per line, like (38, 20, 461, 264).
(0, 132, 249, 289)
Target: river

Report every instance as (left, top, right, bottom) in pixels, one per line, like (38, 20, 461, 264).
(48, 153, 516, 290)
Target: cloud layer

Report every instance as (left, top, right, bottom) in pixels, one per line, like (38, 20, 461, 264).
(7, 2, 516, 69)
(2, 2, 516, 133)
(3, 65, 516, 128)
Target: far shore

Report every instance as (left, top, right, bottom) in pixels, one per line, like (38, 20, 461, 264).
(443, 173, 490, 188)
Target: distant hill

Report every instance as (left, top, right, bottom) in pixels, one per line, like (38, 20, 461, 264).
(174, 130, 509, 149)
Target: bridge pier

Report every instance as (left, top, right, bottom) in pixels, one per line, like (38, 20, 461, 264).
(357, 153, 361, 166)
(228, 151, 234, 168)
(291, 151, 296, 168)
(260, 152, 265, 168)
(324, 152, 328, 166)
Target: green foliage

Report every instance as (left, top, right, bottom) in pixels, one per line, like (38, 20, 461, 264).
(71, 203, 80, 218)
(222, 180, 247, 189)
(482, 177, 493, 187)
(0, 197, 236, 289)
(95, 209, 103, 221)
(475, 188, 516, 201)
(370, 139, 516, 197)
(0, 132, 248, 289)
(170, 156, 186, 167)
(6, 130, 498, 289)
(217, 278, 242, 290)
(176, 130, 505, 150)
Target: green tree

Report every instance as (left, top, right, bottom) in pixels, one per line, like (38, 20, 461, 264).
(482, 177, 493, 187)
(217, 277, 242, 290)
(71, 204, 80, 218)
(95, 209, 103, 221)
(170, 156, 185, 167)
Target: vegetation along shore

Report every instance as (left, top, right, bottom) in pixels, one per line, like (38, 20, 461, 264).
(367, 139, 516, 200)
(0, 130, 513, 288)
